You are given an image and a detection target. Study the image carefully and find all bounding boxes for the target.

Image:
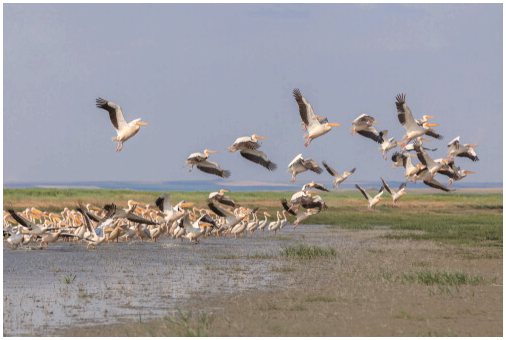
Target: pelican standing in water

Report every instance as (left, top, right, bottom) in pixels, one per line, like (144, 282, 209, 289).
(95, 98, 148, 152)
(293, 88, 340, 147)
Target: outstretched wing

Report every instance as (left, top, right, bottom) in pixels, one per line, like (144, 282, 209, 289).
(380, 178, 393, 195)
(355, 184, 371, 201)
(321, 161, 338, 177)
(96, 97, 128, 131)
(240, 149, 277, 171)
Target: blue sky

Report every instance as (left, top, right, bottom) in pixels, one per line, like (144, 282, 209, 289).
(4, 4, 502, 184)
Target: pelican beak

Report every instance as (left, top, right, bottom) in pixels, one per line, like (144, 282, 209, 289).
(180, 202, 194, 209)
(255, 135, 267, 140)
(221, 189, 230, 193)
(328, 122, 340, 127)
(424, 122, 439, 127)
(425, 115, 435, 120)
(207, 149, 218, 154)
(137, 120, 149, 126)
(265, 212, 271, 217)
(351, 127, 356, 135)
(465, 171, 477, 175)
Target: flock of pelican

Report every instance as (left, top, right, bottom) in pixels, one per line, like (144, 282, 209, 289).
(3, 90, 479, 249)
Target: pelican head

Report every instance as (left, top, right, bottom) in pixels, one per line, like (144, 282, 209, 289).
(179, 201, 194, 209)
(422, 122, 439, 128)
(219, 188, 230, 194)
(264, 212, 271, 217)
(252, 134, 267, 141)
(422, 115, 435, 121)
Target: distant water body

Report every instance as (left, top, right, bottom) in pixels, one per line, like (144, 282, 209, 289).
(4, 180, 502, 192)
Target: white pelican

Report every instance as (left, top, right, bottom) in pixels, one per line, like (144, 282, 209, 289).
(351, 114, 386, 144)
(395, 93, 440, 146)
(95, 97, 148, 152)
(257, 212, 271, 231)
(208, 189, 236, 208)
(301, 181, 330, 192)
(412, 168, 454, 192)
(238, 148, 277, 171)
(321, 161, 356, 188)
(379, 131, 398, 159)
(195, 160, 231, 178)
(448, 169, 477, 186)
(228, 134, 266, 152)
(413, 142, 451, 178)
(268, 211, 282, 234)
(288, 154, 323, 182)
(281, 199, 319, 227)
(380, 178, 407, 205)
(186, 149, 218, 168)
(355, 184, 384, 209)
(293, 88, 340, 146)
(5, 230, 24, 249)
(447, 136, 479, 162)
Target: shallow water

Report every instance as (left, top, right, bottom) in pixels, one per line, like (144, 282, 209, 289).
(4, 225, 347, 336)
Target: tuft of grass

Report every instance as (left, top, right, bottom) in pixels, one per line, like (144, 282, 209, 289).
(164, 309, 213, 337)
(401, 270, 484, 286)
(281, 244, 336, 260)
(304, 295, 336, 303)
(61, 273, 77, 284)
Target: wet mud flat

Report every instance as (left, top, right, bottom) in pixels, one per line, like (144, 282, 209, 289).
(4, 225, 346, 336)
(4, 224, 503, 336)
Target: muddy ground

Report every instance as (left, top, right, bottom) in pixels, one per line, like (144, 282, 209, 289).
(3, 225, 502, 336)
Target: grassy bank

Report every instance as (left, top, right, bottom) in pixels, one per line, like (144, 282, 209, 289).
(3, 188, 502, 246)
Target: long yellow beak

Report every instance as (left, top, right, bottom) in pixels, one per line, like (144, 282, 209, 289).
(328, 122, 340, 127)
(255, 135, 267, 140)
(180, 202, 194, 209)
(424, 122, 439, 127)
(137, 121, 148, 126)
(206, 149, 218, 154)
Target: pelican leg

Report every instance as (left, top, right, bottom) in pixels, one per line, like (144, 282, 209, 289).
(304, 136, 312, 147)
(116, 141, 124, 152)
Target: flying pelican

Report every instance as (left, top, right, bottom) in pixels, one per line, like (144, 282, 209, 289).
(238, 148, 277, 171)
(155, 195, 193, 224)
(379, 131, 398, 159)
(208, 189, 237, 208)
(195, 160, 231, 178)
(281, 199, 319, 227)
(186, 149, 218, 168)
(95, 98, 148, 152)
(301, 181, 330, 192)
(380, 178, 407, 205)
(351, 114, 386, 144)
(395, 93, 441, 147)
(412, 168, 455, 192)
(293, 88, 340, 147)
(355, 184, 384, 209)
(321, 161, 356, 188)
(413, 142, 451, 178)
(447, 136, 479, 161)
(228, 134, 266, 152)
(288, 154, 323, 182)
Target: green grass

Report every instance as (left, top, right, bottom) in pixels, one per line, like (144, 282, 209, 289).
(401, 270, 485, 286)
(281, 244, 336, 259)
(4, 188, 502, 246)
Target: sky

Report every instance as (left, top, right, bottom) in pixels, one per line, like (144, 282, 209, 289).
(3, 4, 503, 185)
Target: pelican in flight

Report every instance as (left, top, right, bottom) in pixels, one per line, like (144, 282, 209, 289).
(379, 131, 398, 159)
(288, 154, 323, 182)
(415, 115, 443, 140)
(95, 98, 148, 152)
(293, 88, 340, 147)
(208, 189, 237, 208)
(321, 161, 356, 188)
(196, 160, 231, 178)
(395, 93, 440, 147)
(447, 136, 479, 161)
(238, 148, 277, 171)
(301, 181, 330, 192)
(186, 149, 218, 168)
(228, 134, 266, 152)
(380, 178, 407, 205)
(351, 114, 386, 144)
(355, 184, 384, 210)
(412, 167, 454, 192)
(413, 142, 451, 178)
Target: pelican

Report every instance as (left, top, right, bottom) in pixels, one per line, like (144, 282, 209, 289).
(281, 199, 319, 227)
(195, 160, 231, 178)
(447, 136, 479, 162)
(238, 148, 277, 171)
(155, 194, 193, 224)
(321, 161, 356, 188)
(413, 142, 451, 178)
(228, 134, 266, 152)
(355, 184, 384, 209)
(395, 93, 441, 147)
(293, 88, 340, 147)
(379, 131, 398, 159)
(412, 168, 455, 192)
(95, 97, 148, 152)
(5, 230, 24, 249)
(380, 178, 407, 205)
(351, 114, 386, 144)
(186, 149, 218, 168)
(208, 189, 236, 208)
(256, 212, 271, 231)
(301, 181, 329, 192)
(448, 169, 477, 186)
(288, 154, 323, 182)
(268, 211, 282, 234)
